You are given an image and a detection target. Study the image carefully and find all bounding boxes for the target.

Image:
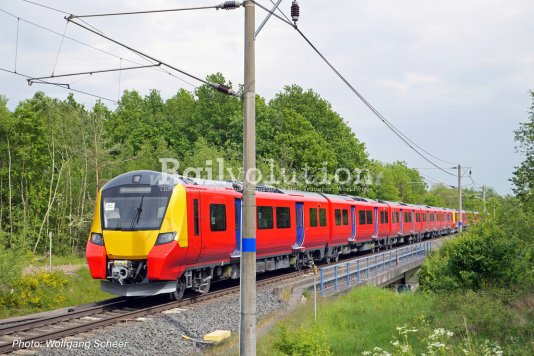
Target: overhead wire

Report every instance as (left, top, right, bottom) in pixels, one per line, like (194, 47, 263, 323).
(2, 6, 198, 89)
(12, 2, 234, 95)
(0, 67, 118, 103)
(253, 0, 458, 172)
(64, 16, 237, 95)
(51, 21, 68, 76)
(14, 17, 20, 73)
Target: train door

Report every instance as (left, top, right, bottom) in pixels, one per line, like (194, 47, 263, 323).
(185, 191, 201, 264)
(349, 206, 356, 241)
(412, 209, 415, 232)
(399, 208, 403, 234)
(374, 207, 379, 236)
(293, 202, 305, 249)
(231, 198, 242, 258)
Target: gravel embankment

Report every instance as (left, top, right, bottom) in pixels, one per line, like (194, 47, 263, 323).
(36, 287, 283, 356)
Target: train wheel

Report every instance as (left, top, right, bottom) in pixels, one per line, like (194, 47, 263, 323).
(173, 277, 186, 301)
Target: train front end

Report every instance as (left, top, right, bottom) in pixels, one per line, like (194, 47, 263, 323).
(86, 171, 188, 297)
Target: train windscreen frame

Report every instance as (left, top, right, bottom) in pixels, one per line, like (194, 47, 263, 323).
(101, 184, 172, 231)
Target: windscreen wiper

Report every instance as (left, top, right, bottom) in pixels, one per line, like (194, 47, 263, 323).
(130, 196, 144, 229)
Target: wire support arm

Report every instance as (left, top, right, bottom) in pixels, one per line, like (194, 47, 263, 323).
(65, 17, 238, 96)
(27, 64, 160, 84)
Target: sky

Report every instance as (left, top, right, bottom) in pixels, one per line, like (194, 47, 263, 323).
(0, 0, 533, 195)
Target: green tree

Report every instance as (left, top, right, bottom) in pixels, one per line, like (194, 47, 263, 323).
(511, 91, 534, 211)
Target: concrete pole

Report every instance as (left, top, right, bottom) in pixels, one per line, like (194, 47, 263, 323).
(240, 1, 257, 355)
(458, 164, 463, 233)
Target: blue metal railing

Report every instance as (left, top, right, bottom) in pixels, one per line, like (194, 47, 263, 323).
(318, 240, 433, 296)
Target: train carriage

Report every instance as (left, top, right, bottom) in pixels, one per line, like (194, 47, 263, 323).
(86, 170, 468, 299)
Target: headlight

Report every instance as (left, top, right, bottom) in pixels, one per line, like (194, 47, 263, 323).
(155, 232, 176, 246)
(90, 232, 104, 246)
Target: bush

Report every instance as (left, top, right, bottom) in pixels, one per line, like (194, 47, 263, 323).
(420, 218, 532, 293)
(432, 290, 532, 341)
(0, 271, 68, 309)
(0, 248, 29, 288)
(273, 325, 332, 356)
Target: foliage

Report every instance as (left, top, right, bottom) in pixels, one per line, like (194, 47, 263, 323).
(273, 325, 332, 356)
(420, 199, 533, 293)
(0, 271, 68, 309)
(0, 264, 110, 318)
(258, 287, 533, 355)
(362, 325, 508, 356)
(0, 80, 498, 255)
(511, 90, 534, 211)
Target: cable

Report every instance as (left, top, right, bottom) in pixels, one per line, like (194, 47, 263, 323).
(268, 0, 291, 23)
(52, 21, 68, 76)
(252, 1, 457, 173)
(1, 7, 197, 89)
(416, 169, 455, 188)
(66, 16, 237, 96)
(0, 67, 117, 103)
(22, 0, 69, 15)
(14, 17, 20, 73)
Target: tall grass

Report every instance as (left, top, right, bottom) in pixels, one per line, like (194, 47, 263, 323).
(258, 287, 434, 355)
(259, 287, 533, 355)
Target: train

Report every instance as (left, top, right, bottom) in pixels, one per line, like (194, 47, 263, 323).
(86, 170, 471, 299)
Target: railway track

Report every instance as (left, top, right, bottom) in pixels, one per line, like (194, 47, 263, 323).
(0, 233, 454, 354)
(0, 269, 306, 354)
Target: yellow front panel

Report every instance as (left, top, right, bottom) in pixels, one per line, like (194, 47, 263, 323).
(102, 184, 189, 260)
(104, 230, 159, 260)
(159, 185, 189, 248)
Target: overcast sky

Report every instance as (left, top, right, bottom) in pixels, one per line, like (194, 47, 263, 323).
(1, 0, 533, 195)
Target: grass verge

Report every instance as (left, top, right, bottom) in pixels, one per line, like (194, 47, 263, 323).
(257, 286, 533, 355)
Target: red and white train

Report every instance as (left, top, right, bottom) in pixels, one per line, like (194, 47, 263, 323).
(86, 170, 468, 299)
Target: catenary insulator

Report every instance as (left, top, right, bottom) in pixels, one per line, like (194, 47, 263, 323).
(291, 0, 300, 25)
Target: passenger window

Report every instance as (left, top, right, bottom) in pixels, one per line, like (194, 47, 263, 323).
(276, 207, 291, 229)
(194, 199, 199, 235)
(335, 209, 342, 226)
(309, 208, 318, 227)
(359, 210, 365, 225)
(342, 209, 349, 225)
(385, 211, 389, 224)
(210, 204, 227, 232)
(257, 206, 274, 229)
(416, 213, 420, 222)
(366, 210, 372, 224)
(319, 208, 327, 226)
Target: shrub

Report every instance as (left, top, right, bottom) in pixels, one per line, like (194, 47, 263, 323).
(0, 271, 68, 309)
(273, 325, 332, 356)
(420, 218, 532, 293)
